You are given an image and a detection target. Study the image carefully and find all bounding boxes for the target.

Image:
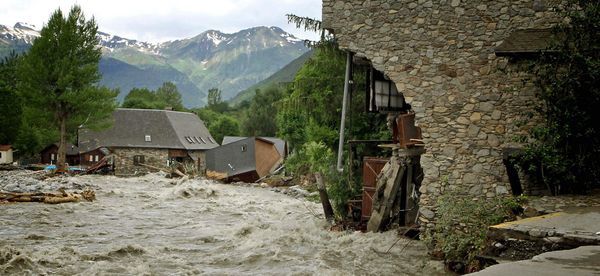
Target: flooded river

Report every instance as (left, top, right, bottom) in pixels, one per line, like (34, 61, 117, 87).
(0, 172, 446, 275)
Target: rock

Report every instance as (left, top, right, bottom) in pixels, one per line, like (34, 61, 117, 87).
(496, 185, 509, 195)
(529, 229, 547, 238)
(420, 208, 435, 219)
(523, 206, 539, 217)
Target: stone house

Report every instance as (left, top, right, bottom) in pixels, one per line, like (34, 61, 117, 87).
(0, 145, 13, 164)
(79, 108, 219, 176)
(322, 0, 561, 226)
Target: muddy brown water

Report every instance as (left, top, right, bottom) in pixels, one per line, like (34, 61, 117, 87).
(0, 174, 446, 275)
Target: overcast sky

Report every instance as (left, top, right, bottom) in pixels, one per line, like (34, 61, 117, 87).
(1, 0, 322, 42)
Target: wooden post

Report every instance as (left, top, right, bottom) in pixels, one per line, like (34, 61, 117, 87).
(315, 172, 335, 222)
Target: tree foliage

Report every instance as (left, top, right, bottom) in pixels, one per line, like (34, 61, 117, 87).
(17, 5, 117, 168)
(0, 52, 22, 145)
(516, 0, 600, 194)
(207, 87, 229, 113)
(241, 86, 283, 137)
(122, 82, 184, 111)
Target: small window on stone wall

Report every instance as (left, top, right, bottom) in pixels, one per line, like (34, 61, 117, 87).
(133, 155, 145, 165)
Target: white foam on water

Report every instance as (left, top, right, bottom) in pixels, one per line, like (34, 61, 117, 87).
(0, 171, 447, 275)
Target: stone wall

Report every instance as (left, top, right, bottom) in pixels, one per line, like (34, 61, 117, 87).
(322, 0, 561, 226)
(188, 150, 207, 175)
(113, 147, 169, 176)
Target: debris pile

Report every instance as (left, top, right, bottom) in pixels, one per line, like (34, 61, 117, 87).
(0, 170, 97, 204)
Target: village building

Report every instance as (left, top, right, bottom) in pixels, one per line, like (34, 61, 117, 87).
(206, 137, 282, 182)
(79, 108, 218, 176)
(322, 0, 562, 227)
(0, 145, 14, 164)
(40, 143, 80, 165)
(222, 136, 289, 160)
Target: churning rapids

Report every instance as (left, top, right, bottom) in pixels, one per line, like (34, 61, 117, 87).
(0, 171, 446, 275)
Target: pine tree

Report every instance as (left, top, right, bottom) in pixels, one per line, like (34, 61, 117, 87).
(18, 5, 117, 171)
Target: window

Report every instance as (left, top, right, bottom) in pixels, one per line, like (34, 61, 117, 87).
(89, 155, 93, 162)
(95, 155, 99, 162)
(133, 155, 145, 165)
(199, 137, 206, 144)
(0, 152, 2, 159)
(241, 144, 247, 152)
(193, 136, 201, 143)
(51, 153, 55, 161)
(185, 136, 194, 144)
(209, 137, 215, 144)
(145, 135, 152, 142)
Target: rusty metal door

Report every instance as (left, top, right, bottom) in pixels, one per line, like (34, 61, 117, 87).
(362, 157, 389, 221)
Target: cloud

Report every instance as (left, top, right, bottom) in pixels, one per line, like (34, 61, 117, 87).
(0, 0, 321, 42)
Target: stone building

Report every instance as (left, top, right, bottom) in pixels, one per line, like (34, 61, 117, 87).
(79, 108, 218, 176)
(322, 0, 561, 226)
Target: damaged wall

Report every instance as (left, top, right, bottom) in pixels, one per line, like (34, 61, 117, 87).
(322, 0, 561, 227)
(112, 147, 169, 176)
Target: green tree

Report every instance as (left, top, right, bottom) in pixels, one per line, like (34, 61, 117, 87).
(18, 6, 117, 170)
(156, 81, 184, 111)
(210, 116, 240, 144)
(207, 87, 229, 113)
(242, 86, 283, 136)
(0, 52, 22, 145)
(517, 0, 600, 194)
(122, 88, 158, 109)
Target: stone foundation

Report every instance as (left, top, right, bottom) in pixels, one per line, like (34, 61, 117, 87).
(322, 0, 561, 227)
(113, 147, 169, 176)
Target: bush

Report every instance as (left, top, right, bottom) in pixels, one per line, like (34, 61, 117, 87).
(285, 141, 357, 217)
(516, 0, 600, 194)
(422, 185, 525, 270)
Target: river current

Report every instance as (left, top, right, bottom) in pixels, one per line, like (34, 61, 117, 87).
(0, 173, 446, 275)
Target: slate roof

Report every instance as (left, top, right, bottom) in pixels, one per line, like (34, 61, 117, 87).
(222, 136, 287, 157)
(79, 108, 218, 152)
(206, 137, 261, 177)
(495, 29, 557, 56)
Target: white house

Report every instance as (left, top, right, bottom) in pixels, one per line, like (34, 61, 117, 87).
(0, 145, 13, 164)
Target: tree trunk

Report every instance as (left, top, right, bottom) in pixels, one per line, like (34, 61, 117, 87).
(315, 172, 335, 222)
(57, 115, 67, 172)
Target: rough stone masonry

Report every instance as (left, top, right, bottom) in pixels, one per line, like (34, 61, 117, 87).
(322, 0, 562, 227)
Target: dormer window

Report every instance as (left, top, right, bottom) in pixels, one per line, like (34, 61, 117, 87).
(208, 137, 215, 143)
(145, 135, 151, 142)
(185, 136, 194, 143)
(199, 137, 206, 144)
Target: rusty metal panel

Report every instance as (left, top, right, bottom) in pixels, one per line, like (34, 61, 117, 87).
(363, 157, 388, 188)
(395, 113, 422, 148)
(362, 157, 388, 220)
(362, 187, 375, 221)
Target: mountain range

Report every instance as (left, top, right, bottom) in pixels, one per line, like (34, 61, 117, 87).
(0, 22, 309, 107)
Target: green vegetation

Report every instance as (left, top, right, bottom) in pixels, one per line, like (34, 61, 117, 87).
(0, 52, 22, 145)
(422, 184, 526, 272)
(230, 50, 314, 105)
(122, 82, 184, 111)
(17, 6, 117, 169)
(514, 0, 600, 194)
(193, 88, 240, 144)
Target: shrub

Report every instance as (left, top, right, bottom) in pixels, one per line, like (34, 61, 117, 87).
(422, 186, 525, 270)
